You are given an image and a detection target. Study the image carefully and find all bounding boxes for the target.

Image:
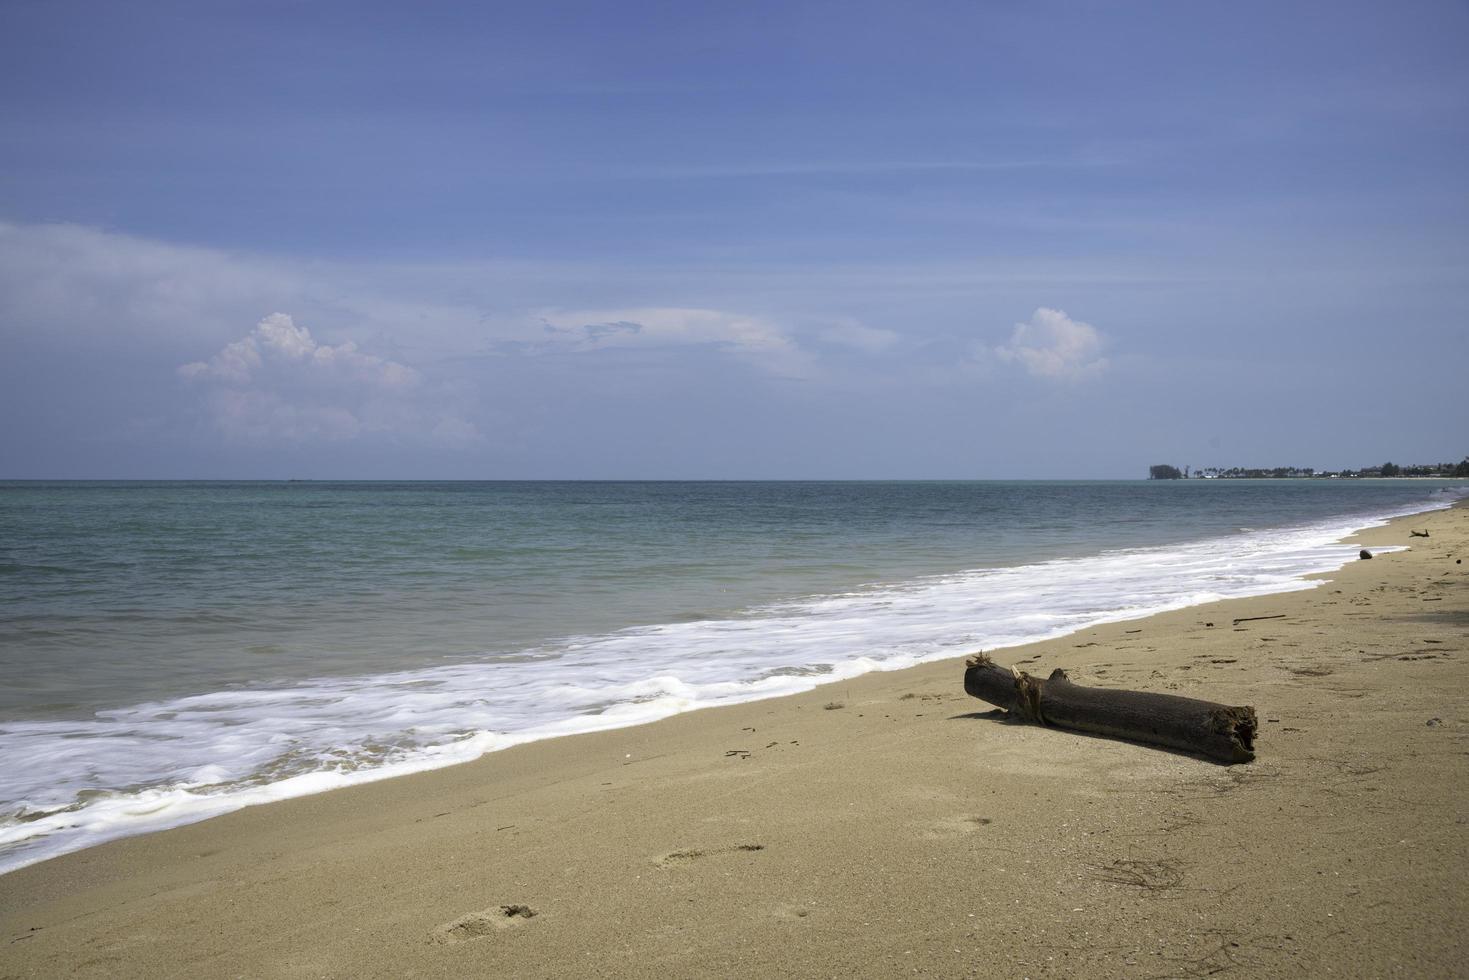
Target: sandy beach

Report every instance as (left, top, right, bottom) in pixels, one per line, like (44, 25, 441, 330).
(1, 502, 1464, 979)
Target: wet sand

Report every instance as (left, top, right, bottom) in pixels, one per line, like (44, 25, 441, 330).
(2, 503, 1465, 978)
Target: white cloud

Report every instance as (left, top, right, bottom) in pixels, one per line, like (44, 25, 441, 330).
(991, 307, 1107, 380)
(0, 221, 873, 386)
(3, 220, 927, 460)
(179, 314, 475, 447)
(180, 313, 420, 389)
(0, 221, 301, 350)
(0, 221, 497, 360)
(525, 306, 814, 377)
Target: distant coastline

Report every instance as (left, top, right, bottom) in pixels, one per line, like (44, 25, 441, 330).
(1150, 459, 1469, 480)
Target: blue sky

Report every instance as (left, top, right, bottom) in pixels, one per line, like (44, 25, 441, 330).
(1, 0, 1465, 478)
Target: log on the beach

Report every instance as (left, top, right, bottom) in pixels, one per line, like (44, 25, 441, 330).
(963, 655, 1256, 764)
(1410, 529, 1430, 538)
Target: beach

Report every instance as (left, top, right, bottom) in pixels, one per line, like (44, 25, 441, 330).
(1, 501, 1464, 978)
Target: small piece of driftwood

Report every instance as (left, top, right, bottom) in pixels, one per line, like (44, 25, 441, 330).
(1410, 529, 1429, 538)
(963, 655, 1256, 764)
(1232, 614, 1285, 626)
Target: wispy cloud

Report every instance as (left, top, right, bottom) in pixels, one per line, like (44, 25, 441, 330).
(514, 306, 815, 378)
(990, 307, 1107, 380)
(632, 157, 1110, 180)
(0, 221, 301, 349)
(818, 317, 901, 353)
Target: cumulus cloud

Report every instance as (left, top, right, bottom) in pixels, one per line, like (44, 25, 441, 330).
(179, 313, 420, 389)
(991, 307, 1107, 380)
(179, 314, 475, 447)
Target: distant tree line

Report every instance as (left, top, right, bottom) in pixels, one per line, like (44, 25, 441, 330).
(1151, 458, 1469, 479)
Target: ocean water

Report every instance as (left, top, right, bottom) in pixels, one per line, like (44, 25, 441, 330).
(1, 479, 1462, 873)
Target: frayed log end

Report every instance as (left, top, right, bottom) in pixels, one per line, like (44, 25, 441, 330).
(1210, 705, 1258, 763)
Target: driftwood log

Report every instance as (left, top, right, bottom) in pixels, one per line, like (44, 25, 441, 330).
(963, 655, 1256, 764)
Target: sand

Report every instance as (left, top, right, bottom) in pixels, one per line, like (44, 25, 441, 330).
(2, 503, 1465, 978)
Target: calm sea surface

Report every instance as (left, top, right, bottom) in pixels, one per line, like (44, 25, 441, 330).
(1, 479, 1462, 872)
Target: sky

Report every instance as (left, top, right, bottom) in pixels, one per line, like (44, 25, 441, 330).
(1, 0, 1465, 479)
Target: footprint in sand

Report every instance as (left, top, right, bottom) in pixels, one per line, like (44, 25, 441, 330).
(920, 815, 993, 840)
(429, 904, 539, 945)
(770, 902, 816, 923)
(653, 843, 765, 869)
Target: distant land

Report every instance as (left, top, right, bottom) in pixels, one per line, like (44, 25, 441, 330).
(1149, 459, 1469, 480)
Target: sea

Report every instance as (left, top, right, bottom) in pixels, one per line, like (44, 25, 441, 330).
(1, 479, 1463, 874)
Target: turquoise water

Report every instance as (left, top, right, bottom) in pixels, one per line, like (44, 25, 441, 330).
(0, 479, 1462, 872)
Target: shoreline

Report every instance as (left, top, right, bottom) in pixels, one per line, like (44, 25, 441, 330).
(1, 502, 1465, 976)
(1, 490, 1457, 876)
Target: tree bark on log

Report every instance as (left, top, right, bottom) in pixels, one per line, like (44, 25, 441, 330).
(963, 655, 1256, 764)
